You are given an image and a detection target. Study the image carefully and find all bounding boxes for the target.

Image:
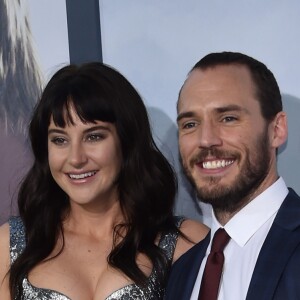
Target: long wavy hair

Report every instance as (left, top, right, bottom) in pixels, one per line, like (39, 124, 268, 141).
(9, 62, 178, 298)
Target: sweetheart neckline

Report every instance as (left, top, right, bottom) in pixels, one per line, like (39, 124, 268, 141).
(24, 277, 142, 300)
(24, 271, 152, 300)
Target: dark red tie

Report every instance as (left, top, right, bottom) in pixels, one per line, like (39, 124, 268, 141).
(198, 228, 231, 300)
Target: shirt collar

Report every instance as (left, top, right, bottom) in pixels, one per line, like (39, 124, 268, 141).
(211, 177, 288, 247)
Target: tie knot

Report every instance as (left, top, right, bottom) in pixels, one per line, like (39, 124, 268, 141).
(211, 228, 230, 253)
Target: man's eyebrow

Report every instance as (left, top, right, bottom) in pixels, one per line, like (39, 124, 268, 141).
(177, 105, 249, 123)
(176, 111, 196, 123)
(215, 104, 249, 114)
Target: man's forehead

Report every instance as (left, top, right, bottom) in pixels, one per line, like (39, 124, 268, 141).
(185, 64, 251, 86)
(177, 64, 258, 115)
(179, 65, 254, 97)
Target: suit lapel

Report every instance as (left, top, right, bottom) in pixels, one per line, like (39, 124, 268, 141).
(246, 189, 300, 300)
(169, 232, 211, 300)
(183, 233, 211, 299)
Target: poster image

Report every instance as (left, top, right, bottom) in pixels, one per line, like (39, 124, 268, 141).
(0, 0, 69, 224)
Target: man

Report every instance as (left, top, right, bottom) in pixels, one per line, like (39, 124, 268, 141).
(166, 52, 300, 299)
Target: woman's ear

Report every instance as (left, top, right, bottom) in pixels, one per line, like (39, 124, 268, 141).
(270, 111, 288, 148)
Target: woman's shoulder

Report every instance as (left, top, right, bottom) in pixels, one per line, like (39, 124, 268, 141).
(0, 221, 10, 243)
(0, 222, 11, 296)
(173, 218, 209, 262)
(179, 218, 209, 242)
(0, 222, 10, 259)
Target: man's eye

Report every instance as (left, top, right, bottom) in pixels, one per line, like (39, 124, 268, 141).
(222, 116, 237, 122)
(182, 122, 196, 129)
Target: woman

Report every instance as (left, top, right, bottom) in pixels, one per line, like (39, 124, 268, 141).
(0, 62, 208, 300)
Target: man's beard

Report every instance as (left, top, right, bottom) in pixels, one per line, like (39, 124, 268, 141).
(182, 130, 271, 214)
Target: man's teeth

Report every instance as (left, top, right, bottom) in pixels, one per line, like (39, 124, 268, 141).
(202, 160, 234, 169)
(69, 171, 96, 179)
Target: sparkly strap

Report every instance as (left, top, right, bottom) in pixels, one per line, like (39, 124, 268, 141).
(158, 216, 185, 262)
(9, 216, 26, 264)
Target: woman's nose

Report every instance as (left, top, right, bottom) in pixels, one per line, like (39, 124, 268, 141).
(68, 143, 88, 167)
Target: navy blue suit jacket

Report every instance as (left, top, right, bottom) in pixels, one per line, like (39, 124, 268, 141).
(165, 189, 300, 300)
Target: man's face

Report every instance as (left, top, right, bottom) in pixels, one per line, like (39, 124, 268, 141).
(177, 65, 279, 213)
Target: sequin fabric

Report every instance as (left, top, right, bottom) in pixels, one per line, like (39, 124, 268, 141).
(9, 216, 184, 300)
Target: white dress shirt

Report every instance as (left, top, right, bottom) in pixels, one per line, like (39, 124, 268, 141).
(190, 177, 289, 300)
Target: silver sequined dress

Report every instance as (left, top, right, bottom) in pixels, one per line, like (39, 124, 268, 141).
(9, 216, 184, 300)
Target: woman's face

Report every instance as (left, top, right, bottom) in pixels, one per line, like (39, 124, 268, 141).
(47, 106, 122, 209)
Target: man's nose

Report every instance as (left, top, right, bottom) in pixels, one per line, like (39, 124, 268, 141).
(197, 121, 222, 149)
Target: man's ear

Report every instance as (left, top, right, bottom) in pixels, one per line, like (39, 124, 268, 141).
(270, 111, 288, 148)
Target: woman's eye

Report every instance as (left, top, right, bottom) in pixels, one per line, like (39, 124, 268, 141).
(51, 137, 66, 145)
(86, 133, 104, 142)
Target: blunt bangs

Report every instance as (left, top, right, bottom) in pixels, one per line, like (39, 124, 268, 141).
(49, 74, 117, 128)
